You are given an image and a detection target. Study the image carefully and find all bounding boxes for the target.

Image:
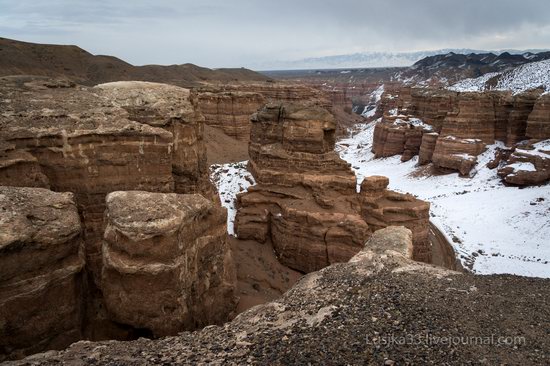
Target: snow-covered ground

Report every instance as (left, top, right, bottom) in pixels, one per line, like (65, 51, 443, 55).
(448, 59, 550, 94)
(210, 161, 255, 235)
(336, 121, 550, 278)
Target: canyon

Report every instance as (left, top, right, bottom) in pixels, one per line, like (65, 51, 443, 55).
(0, 38, 549, 364)
(368, 87, 549, 182)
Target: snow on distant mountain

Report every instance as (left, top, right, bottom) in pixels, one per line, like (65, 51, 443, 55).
(449, 59, 550, 94)
(254, 49, 549, 71)
(395, 51, 550, 86)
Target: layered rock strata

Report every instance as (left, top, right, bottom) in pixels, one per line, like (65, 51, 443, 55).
(432, 136, 486, 176)
(497, 141, 550, 185)
(0, 187, 84, 361)
(418, 132, 439, 165)
(197, 91, 265, 141)
(440, 92, 497, 143)
(102, 191, 236, 337)
(372, 120, 431, 161)
(235, 103, 430, 272)
(375, 87, 549, 183)
(15, 227, 550, 366)
(360, 177, 431, 261)
(526, 94, 550, 140)
(95, 81, 215, 199)
(0, 77, 237, 358)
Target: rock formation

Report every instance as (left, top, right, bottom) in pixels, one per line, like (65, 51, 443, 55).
(418, 132, 439, 165)
(372, 119, 431, 161)
(95, 81, 215, 198)
(526, 94, 550, 140)
(375, 86, 550, 182)
(497, 141, 550, 185)
(196, 82, 336, 143)
(102, 191, 236, 337)
(197, 91, 265, 141)
(12, 227, 550, 365)
(0, 187, 84, 361)
(360, 177, 431, 261)
(432, 136, 486, 176)
(440, 92, 497, 143)
(235, 103, 430, 272)
(0, 77, 237, 359)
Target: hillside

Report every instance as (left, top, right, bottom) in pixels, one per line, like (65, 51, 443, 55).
(449, 59, 550, 94)
(396, 51, 550, 86)
(0, 37, 271, 87)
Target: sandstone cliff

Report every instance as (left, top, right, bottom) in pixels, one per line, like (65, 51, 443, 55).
(0, 187, 84, 361)
(102, 191, 236, 337)
(0, 77, 236, 359)
(526, 94, 550, 140)
(375, 86, 550, 181)
(235, 103, 431, 272)
(197, 91, 265, 141)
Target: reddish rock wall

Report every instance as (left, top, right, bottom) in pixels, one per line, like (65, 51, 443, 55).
(235, 103, 431, 272)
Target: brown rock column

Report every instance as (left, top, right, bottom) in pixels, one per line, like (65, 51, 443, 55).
(0, 187, 84, 361)
(101, 191, 237, 337)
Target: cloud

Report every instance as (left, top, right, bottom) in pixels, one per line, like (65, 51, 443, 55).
(1, 0, 549, 68)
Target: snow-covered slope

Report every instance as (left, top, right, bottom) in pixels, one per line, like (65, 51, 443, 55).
(449, 59, 550, 94)
(336, 121, 550, 278)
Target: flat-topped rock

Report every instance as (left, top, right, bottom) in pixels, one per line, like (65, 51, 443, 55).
(102, 191, 236, 337)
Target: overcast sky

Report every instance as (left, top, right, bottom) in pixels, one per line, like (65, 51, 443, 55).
(1, 0, 549, 68)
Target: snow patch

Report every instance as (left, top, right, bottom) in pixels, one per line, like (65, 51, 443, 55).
(210, 161, 256, 235)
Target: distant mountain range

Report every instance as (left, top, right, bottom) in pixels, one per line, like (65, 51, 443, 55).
(256, 49, 550, 71)
(396, 51, 550, 86)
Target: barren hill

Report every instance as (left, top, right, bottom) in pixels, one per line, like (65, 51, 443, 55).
(0, 37, 271, 87)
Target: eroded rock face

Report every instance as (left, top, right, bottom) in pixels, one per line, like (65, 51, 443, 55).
(16, 227, 550, 366)
(0, 77, 236, 357)
(506, 91, 541, 145)
(0, 187, 84, 361)
(441, 92, 497, 143)
(95, 81, 215, 199)
(0, 142, 50, 188)
(0, 78, 176, 288)
(432, 136, 486, 176)
(360, 177, 431, 261)
(196, 82, 332, 142)
(235, 103, 430, 272)
(101, 191, 236, 337)
(497, 140, 550, 185)
(197, 91, 265, 141)
(236, 103, 365, 272)
(418, 132, 439, 165)
(526, 94, 550, 140)
(372, 120, 431, 161)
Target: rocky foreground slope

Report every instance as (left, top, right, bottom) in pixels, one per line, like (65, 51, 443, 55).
(9, 227, 549, 365)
